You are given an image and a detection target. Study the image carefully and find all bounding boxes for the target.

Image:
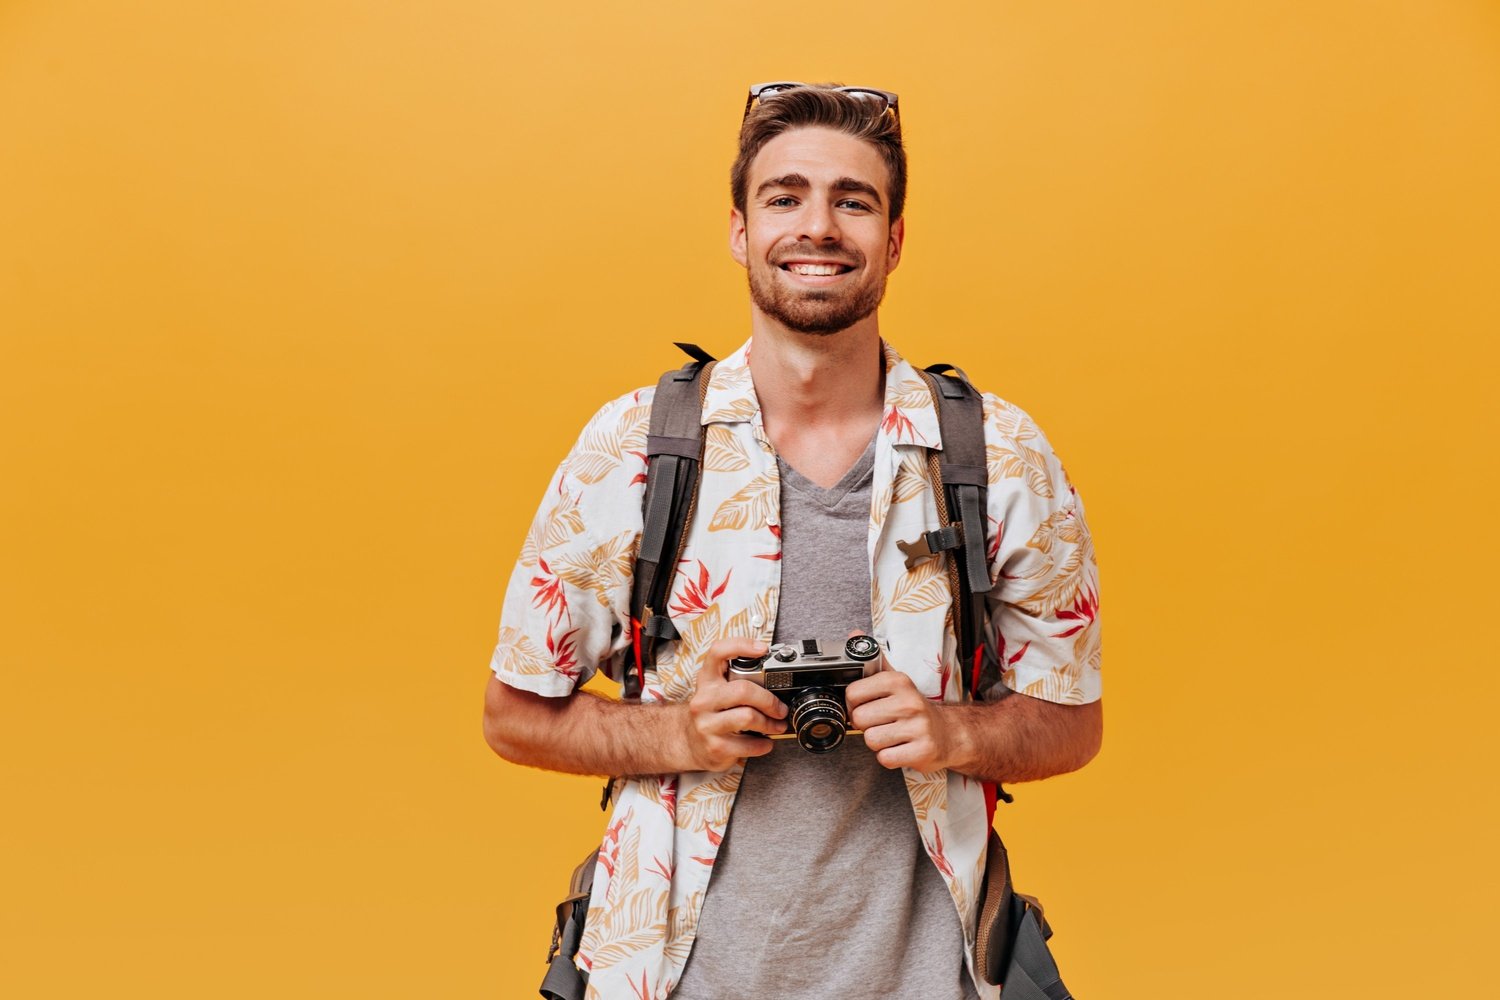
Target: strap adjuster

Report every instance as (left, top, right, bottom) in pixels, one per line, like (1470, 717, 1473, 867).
(897, 525, 963, 570)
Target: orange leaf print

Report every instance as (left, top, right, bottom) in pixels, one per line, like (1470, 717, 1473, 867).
(892, 452, 929, 503)
(890, 556, 948, 613)
(703, 425, 751, 472)
(707, 472, 777, 532)
(987, 441, 1054, 498)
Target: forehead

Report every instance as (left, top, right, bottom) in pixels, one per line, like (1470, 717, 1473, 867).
(747, 126, 891, 197)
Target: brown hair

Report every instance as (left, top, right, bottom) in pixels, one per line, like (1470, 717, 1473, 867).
(731, 84, 907, 224)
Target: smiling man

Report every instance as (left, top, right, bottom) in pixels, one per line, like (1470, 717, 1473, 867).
(484, 84, 1102, 1000)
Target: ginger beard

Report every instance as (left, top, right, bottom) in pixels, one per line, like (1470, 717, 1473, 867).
(747, 243, 889, 336)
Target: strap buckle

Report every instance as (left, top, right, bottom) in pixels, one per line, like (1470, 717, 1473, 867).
(897, 525, 963, 570)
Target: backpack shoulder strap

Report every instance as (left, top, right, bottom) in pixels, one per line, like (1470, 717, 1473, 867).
(918, 365, 1013, 813)
(623, 342, 716, 700)
(918, 364, 993, 688)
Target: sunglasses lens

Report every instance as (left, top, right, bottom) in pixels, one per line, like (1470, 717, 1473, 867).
(745, 84, 896, 120)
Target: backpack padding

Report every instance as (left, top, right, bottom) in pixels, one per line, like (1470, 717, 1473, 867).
(624, 347, 715, 699)
(920, 368, 993, 688)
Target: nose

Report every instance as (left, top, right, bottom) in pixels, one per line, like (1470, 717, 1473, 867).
(798, 201, 841, 244)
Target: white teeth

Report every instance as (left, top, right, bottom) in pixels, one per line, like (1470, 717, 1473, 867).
(786, 262, 844, 276)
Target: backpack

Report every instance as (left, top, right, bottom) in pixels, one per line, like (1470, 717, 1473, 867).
(540, 343, 1074, 1000)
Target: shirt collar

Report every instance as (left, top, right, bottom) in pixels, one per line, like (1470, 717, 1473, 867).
(700, 338, 943, 451)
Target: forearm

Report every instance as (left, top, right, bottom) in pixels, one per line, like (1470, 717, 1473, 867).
(943, 694, 1102, 784)
(483, 677, 696, 777)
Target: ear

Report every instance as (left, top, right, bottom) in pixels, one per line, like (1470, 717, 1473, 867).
(886, 215, 905, 273)
(728, 207, 748, 268)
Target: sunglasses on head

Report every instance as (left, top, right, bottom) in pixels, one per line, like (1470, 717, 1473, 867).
(743, 82, 900, 122)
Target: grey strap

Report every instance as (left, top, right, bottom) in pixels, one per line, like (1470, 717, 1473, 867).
(539, 914, 588, 1000)
(647, 434, 704, 460)
(1002, 901, 1072, 1000)
(919, 367, 994, 693)
(625, 345, 715, 699)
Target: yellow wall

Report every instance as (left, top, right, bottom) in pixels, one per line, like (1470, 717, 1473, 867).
(3, 1, 1497, 995)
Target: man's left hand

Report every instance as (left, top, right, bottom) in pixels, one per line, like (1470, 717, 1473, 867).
(845, 656, 969, 773)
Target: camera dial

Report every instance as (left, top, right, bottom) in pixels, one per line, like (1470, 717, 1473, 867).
(844, 635, 881, 661)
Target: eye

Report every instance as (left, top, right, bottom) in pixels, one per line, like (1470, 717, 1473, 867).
(765, 195, 798, 208)
(837, 199, 873, 212)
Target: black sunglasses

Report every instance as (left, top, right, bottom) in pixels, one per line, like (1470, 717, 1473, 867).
(743, 82, 900, 122)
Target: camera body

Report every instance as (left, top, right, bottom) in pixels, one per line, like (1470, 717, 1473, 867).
(728, 635, 884, 753)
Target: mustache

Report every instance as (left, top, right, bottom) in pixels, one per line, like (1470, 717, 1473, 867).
(771, 244, 863, 266)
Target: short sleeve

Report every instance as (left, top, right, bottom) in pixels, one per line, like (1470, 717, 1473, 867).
(488, 390, 652, 697)
(976, 395, 1101, 706)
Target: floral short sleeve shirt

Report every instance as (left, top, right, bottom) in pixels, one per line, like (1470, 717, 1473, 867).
(491, 339, 1100, 999)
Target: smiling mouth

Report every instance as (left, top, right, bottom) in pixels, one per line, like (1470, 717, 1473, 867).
(779, 261, 854, 276)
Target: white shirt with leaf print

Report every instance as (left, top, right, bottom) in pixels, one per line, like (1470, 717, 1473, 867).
(491, 338, 1100, 1000)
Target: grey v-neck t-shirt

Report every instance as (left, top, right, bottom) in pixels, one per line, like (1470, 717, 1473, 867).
(672, 438, 979, 999)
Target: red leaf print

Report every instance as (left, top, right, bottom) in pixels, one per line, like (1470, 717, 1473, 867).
(669, 560, 733, 617)
(882, 405, 917, 441)
(755, 523, 782, 561)
(627, 970, 652, 1000)
(647, 856, 673, 882)
(1050, 585, 1098, 639)
(530, 557, 571, 625)
(546, 624, 580, 681)
(986, 515, 1003, 565)
(923, 823, 955, 879)
(996, 630, 1032, 669)
(705, 824, 722, 847)
(596, 839, 618, 878)
(660, 778, 677, 820)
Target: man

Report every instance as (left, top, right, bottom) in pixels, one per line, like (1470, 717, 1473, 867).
(484, 83, 1101, 1000)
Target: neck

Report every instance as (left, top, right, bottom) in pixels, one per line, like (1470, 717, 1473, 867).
(747, 310, 885, 438)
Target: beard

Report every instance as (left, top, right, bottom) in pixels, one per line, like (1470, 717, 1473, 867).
(746, 251, 888, 336)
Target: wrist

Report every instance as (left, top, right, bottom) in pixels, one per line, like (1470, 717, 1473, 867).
(940, 705, 979, 774)
(662, 702, 707, 773)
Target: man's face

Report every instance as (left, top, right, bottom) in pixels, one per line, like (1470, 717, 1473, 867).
(730, 126, 904, 336)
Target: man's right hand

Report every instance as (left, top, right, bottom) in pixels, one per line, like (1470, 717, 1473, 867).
(684, 637, 791, 772)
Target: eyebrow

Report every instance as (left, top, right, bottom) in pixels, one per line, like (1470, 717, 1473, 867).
(754, 173, 884, 206)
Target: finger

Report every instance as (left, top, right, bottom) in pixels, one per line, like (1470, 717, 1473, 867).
(707, 706, 789, 738)
(874, 744, 918, 771)
(699, 638, 768, 684)
(860, 720, 908, 752)
(845, 670, 901, 711)
(850, 692, 917, 732)
(699, 676, 788, 719)
(720, 734, 777, 759)
(723, 679, 791, 719)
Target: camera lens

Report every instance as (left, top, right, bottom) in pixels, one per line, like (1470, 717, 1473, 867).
(789, 688, 847, 753)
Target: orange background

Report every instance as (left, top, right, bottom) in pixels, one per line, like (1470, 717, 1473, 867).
(3, 1, 1497, 996)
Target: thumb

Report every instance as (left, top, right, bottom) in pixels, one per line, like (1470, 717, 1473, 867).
(702, 636, 769, 681)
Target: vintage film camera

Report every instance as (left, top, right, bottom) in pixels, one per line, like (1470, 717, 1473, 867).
(728, 635, 884, 753)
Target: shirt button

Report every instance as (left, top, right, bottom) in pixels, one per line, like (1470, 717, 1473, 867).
(751, 615, 764, 628)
